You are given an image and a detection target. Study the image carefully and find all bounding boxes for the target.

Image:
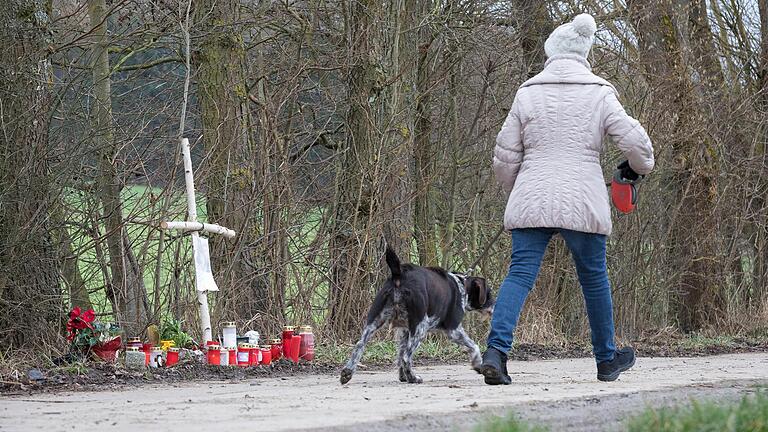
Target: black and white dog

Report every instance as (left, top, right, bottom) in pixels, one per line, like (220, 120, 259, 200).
(340, 247, 494, 384)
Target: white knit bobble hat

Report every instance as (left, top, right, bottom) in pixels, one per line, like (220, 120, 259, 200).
(544, 13, 597, 59)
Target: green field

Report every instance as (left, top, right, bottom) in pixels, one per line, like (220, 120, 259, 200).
(66, 184, 328, 325)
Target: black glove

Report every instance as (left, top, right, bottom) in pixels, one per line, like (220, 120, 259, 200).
(617, 160, 640, 182)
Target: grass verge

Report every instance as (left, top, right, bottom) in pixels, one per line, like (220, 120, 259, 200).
(626, 391, 768, 432)
(475, 413, 549, 432)
(315, 338, 467, 366)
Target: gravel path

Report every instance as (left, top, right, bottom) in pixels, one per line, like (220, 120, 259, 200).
(2, 353, 766, 431)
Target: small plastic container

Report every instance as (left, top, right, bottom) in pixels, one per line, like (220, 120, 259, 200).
(142, 343, 153, 365)
(260, 346, 272, 366)
(299, 326, 315, 362)
(219, 347, 229, 366)
(166, 347, 179, 367)
(125, 347, 145, 370)
(222, 322, 237, 348)
(126, 337, 142, 349)
(149, 347, 164, 368)
(248, 344, 260, 366)
(270, 338, 282, 361)
(207, 346, 221, 366)
(226, 347, 237, 366)
(237, 343, 251, 367)
(245, 330, 260, 346)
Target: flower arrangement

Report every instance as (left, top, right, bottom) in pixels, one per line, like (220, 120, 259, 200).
(66, 307, 122, 361)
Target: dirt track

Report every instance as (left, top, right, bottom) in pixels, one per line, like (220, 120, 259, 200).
(2, 353, 767, 432)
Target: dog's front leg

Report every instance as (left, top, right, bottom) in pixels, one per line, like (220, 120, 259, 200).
(447, 325, 483, 373)
(340, 316, 386, 385)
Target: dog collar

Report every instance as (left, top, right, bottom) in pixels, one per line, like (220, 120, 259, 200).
(448, 273, 468, 311)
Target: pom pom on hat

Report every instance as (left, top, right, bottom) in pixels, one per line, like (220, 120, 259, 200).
(571, 14, 597, 37)
(544, 13, 597, 59)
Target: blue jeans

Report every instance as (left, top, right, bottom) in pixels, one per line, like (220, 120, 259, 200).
(487, 228, 616, 363)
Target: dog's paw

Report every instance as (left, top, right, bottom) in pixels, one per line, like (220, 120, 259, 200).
(407, 375, 423, 384)
(340, 368, 353, 385)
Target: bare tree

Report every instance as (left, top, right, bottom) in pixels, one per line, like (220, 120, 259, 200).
(0, 0, 61, 346)
(192, 0, 271, 324)
(87, 0, 149, 337)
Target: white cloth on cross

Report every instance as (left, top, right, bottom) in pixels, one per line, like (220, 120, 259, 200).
(192, 235, 219, 292)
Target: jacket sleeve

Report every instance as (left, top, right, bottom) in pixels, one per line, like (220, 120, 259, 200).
(603, 91, 655, 175)
(493, 95, 524, 193)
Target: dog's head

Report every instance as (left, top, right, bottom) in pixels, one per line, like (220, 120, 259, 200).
(463, 276, 494, 317)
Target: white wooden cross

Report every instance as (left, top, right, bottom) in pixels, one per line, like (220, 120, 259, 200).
(160, 138, 236, 343)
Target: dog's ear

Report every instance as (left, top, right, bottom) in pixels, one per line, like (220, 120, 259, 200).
(471, 277, 487, 307)
(475, 278, 488, 307)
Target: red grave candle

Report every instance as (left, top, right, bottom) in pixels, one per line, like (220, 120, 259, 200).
(299, 326, 315, 362)
(260, 346, 272, 366)
(290, 335, 301, 363)
(270, 339, 282, 361)
(237, 343, 250, 367)
(227, 347, 237, 366)
(207, 347, 221, 365)
(248, 344, 259, 366)
(166, 348, 179, 367)
(281, 326, 295, 359)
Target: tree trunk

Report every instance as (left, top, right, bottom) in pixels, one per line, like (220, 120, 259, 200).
(381, 0, 416, 263)
(0, 0, 61, 347)
(193, 0, 270, 325)
(88, 0, 148, 337)
(628, 0, 722, 332)
(328, 0, 384, 338)
(251, 29, 288, 334)
(757, 0, 768, 311)
(512, 0, 553, 77)
(413, 3, 439, 267)
(439, 35, 460, 269)
(328, 0, 419, 337)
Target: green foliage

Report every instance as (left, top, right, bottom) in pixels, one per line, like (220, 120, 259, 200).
(72, 322, 121, 350)
(52, 361, 89, 376)
(627, 391, 768, 432)
(160, 318, 193, 348)
(475, 413, 549, 432)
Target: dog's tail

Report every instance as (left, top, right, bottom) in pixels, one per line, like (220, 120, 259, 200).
(385, 246, 402, 285)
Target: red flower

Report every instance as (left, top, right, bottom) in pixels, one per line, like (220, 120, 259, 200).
(68, 306, 82, 320)
(82, 309, 95, 323)
(72, 319, 88, 330)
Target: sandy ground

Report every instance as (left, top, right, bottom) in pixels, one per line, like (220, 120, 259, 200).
(1, 353, 766, 432)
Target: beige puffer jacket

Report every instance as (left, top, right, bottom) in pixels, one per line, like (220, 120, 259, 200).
(493, 54, 655, 235)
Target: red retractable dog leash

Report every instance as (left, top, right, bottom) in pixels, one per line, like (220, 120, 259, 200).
(610, 169, 643, 214)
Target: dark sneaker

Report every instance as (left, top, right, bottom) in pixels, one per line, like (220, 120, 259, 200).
(597, 347, 636, 382)
(481, 347, 512, 385)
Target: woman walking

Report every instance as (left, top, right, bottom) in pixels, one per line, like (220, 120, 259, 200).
(481, 13, 654, 385)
